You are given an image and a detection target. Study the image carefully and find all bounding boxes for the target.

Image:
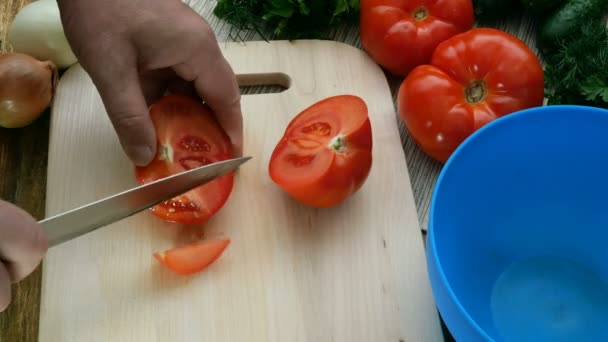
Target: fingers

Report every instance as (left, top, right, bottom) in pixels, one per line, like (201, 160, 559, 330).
(193, 57, 243, 157)
(0, 201, 47, 283)
(166, 78, 197, 98)
(140, 69, 198, 103)
(173, 38, 243, 157)
(0, 263, 10, 312)
(89, 48, 157, 167)
(139, 68, 181, 106)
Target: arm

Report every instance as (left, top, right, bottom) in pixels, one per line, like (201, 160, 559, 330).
(0, 0, 243, 312)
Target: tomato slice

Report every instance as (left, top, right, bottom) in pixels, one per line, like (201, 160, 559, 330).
(135, 94, 234, 225)
(268, 95, 373, 208)
(154, 238, 230, 275)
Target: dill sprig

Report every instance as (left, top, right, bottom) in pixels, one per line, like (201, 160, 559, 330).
(544, 18, 608, 108)
(213, 0, 360, 41)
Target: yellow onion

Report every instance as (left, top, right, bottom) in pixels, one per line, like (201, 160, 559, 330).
(0, 52, 58, 128)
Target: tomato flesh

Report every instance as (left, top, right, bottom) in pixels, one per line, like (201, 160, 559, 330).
(135, 94, 234, 225)
(154, 238, 230, 275)
(269, 95, 373, 208)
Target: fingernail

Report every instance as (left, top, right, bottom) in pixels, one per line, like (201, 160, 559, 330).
(225, 130, 243, 157)
(127, 145, 154, 166)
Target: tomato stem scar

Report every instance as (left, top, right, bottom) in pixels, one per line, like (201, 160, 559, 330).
(160, 144, 173, 162)
(413, 7, 429, 21)
(329, 134, 347, 153)
(465, 80, 488, 104)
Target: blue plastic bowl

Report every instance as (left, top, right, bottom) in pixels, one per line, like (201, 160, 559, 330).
(427, 105, 608, 342)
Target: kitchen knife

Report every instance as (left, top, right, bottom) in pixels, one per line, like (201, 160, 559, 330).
(39, 156, 252, 247)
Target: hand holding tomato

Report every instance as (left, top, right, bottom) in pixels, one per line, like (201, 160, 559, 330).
(360, 0, 474, 76)
(135, 95, 235, 225)
(57, 0, 243, 166)
(398, 28, 545, 163)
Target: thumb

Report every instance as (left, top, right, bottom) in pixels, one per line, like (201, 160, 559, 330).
(93, 64, 157, 166)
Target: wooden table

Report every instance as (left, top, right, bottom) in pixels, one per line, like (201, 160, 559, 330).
(0, 1, 538, 340)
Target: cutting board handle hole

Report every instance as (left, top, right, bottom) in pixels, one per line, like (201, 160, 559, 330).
(237, 72, 291, 95)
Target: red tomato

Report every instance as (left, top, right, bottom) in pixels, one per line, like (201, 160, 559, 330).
(398, 28, 545, 163)
(135, 94, 234, 225)
(154, 238, 230, 275)
(360, 0, 474, 76)
(268, 95, 373, 208)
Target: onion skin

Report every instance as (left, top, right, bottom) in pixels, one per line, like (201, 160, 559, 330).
(8, 0, 78, 69)
(0, 53, 58, 128)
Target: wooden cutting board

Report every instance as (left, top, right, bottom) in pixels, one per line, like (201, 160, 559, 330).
(39, 39, 443, 342)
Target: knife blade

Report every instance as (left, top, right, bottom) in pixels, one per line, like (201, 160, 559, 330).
(40, 156, 251, 247)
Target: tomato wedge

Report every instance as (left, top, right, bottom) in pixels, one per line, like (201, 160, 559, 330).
(268, 95, 373, 208)
(135, 94, 234, 225)
(154, 238, 230, 275)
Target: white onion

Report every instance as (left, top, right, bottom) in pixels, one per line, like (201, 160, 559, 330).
(8, 0, 77, 69)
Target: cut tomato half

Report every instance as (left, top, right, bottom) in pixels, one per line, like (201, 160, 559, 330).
(135, 94, 234, 225)
(154, 238, 230, 275)
(268, 95, 373, 208)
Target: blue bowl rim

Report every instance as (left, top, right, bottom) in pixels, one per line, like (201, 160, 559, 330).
(427, 104, 608, 340)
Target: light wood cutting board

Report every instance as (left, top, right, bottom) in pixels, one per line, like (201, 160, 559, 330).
(39, 39, 443, 342)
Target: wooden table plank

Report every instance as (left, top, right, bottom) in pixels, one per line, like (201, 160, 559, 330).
(0, 0, 29, 53)
(0, 115, 50, 342)
(0, 3, 50, 342)
(0, 1, 541, 341)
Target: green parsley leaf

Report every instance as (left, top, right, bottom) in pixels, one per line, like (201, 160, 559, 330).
(543, 18, 608, 108)
(213, 0, 360, 40)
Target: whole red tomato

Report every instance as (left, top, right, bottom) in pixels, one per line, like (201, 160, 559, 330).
(268, 95, 373, 208)
(360, 0, 474, 76)
(398, 28, 545, 163)
(135, 94, 235, 225)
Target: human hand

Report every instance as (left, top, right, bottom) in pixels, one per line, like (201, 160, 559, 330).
(57, 0, 243, 165)
(0, 201, 48, 312)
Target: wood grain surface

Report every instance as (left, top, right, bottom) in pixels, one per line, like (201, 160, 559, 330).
(40, 39, 443, 342)
(0, 0, 540, 341)
(0, 0, 28, 53)
(0, 1, 49, 341)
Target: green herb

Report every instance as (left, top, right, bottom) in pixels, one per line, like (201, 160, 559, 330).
(213, 0, 360, 40)
(544, 18, 608, 108)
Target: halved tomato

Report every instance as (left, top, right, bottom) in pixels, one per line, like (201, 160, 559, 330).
(135, 94, 234, 225)
(268, 95, 373, 208)
(154, 238, 230, 275)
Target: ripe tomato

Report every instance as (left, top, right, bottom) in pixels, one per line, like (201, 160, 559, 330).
(360, 0, 474, 76)
(398, 28, 545, 163)
(154, 238, 230, 275)
(268, 95, 373, 208)
(135, 94, 234, 225)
